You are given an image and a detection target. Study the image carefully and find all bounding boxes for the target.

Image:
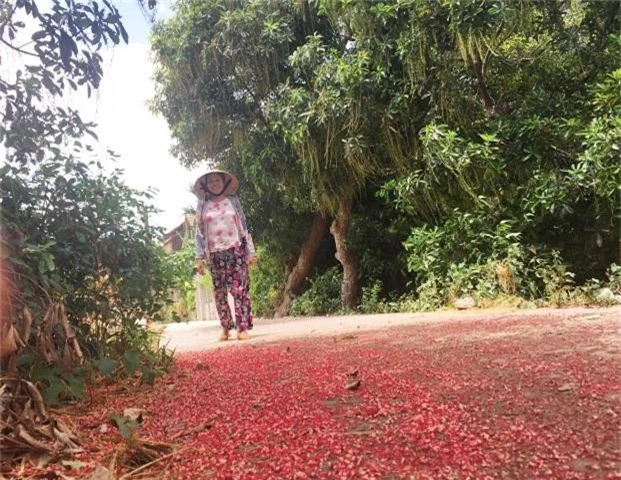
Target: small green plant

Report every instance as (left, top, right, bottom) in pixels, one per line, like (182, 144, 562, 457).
(568, 264, 621, 306)
(290, 266, 342, 316)
(531, 251, 575, 306)
(160, 235, 199, 322)
(249, 247, 285, 317)
(358, 280, 387, 314)
(411, 276, 444, 311)
(28, 363, 86, 405)
(110, 414, 140, 440)
(605, 263, 621, 293)
(569, 278, 603, 305)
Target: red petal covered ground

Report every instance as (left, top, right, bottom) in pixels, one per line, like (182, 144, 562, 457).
(71, 312, 621, 478)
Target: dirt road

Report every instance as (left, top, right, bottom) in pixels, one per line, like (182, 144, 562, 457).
(162, 306, 621, 352)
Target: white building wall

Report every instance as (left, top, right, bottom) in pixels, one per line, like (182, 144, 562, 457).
(195, 278, 236, 323)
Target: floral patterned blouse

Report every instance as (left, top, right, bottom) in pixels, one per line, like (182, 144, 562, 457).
(195, 195, 255, 260)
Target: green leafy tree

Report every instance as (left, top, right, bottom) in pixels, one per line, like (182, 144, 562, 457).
(151, 0, 620, 314)
(0, 0, 171, 396)
(151, 0, 333, 315)
(379, 0, 620, 301)
(0, 0, 177, 464)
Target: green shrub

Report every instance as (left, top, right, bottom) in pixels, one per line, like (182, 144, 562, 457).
(290, 266, 342, 316)
(357, 280, 387, 314)
(249, 246, 286, 317)
(606, 264, 621, 294)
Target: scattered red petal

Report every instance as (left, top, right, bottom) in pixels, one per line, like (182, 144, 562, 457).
(20, 310, 621, 479)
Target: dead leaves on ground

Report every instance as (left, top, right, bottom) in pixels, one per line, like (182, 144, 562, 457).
(1, 303, 85, 474)
(0, 300, 176, 480)
(0, 377, 81, 468)
(110, 437, 175, 477)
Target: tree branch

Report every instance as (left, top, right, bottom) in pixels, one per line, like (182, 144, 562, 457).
(0, 37, 38, 57)
(471, 48, 495, 116)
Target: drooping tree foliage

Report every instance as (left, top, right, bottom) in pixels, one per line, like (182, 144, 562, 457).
(376, 0, 621, 305)
(151, 0, 620, 315)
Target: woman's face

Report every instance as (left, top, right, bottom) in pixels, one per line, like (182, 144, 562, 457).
(206, 173, 225, 196)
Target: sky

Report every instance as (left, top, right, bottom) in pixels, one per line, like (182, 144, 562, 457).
(79, 0, 206, 232)
(4, 0, 206, 232)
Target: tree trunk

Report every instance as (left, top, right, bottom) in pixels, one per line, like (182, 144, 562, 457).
(472, 49, 496, 116)
(0, 256, 17, 360)
(330, 198, 360, 309)
(275, 212, 328, 317)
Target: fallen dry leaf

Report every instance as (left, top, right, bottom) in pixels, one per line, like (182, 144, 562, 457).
(557, 382, 577, 392)
(85, 465, 112, 480)
(344, 378, 361, 391)
(61, 460, 86, 470)
(122, 409, 143, 424)
(344, 368, 361, 390)
(170, 422, 212, 440)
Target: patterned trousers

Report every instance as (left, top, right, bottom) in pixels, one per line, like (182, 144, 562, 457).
(208, 241, 254, 332)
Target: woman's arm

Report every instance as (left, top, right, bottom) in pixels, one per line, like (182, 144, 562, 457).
(195, 201, 209, 273)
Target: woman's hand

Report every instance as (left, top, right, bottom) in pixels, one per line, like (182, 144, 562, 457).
(196, 259, 205, 276)
(248, 256, 258, 269)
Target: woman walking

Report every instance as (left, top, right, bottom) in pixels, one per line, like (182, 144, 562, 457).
(194, 169, 256, 341)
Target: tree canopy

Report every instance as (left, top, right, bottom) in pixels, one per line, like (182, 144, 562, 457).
(151, 0, 619, 315)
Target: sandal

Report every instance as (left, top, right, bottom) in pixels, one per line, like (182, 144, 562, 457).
(237, 330, 250, 341)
